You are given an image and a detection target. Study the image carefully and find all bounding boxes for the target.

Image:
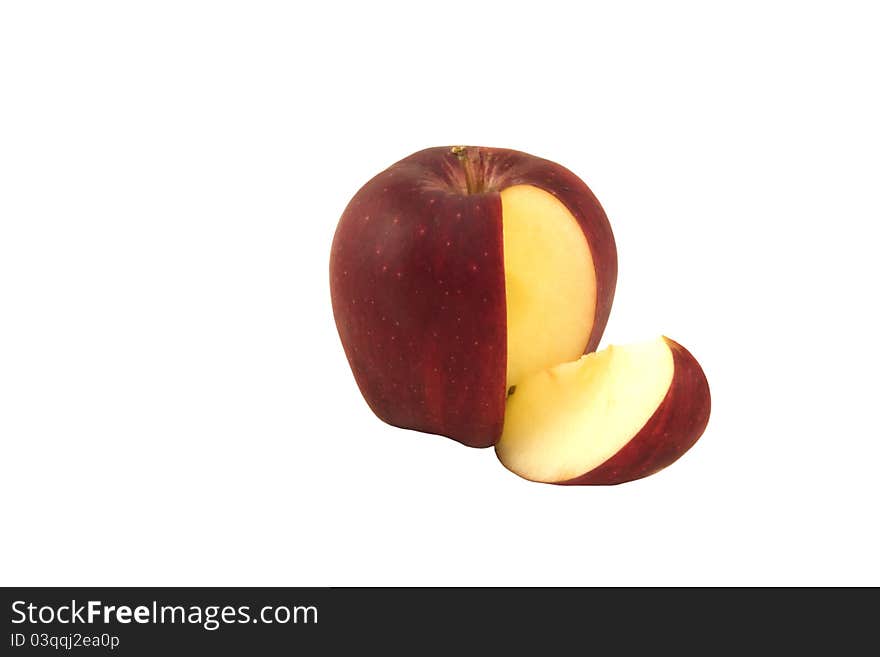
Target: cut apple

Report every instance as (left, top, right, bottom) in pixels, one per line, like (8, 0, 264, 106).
(330, 146, 617, 447)
(501, 184, 595, 389)
(331, 146, 711, 483)
(496, 336, 710, 485)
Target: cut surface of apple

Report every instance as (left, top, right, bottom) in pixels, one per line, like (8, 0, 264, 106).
(496, 336, 710, 485)
(501, 184, 595, 389)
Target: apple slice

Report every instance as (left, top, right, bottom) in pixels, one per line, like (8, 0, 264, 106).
(496, 337, 710, 485)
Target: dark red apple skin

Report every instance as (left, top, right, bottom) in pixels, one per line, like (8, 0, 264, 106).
(330, 156, 507, 447)
(330, 146, 617, 447)
(560, 338, 711, 485)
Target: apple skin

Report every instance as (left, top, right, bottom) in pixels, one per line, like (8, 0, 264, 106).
(559, 338, 711, 485)
(330, 146, 617, 448)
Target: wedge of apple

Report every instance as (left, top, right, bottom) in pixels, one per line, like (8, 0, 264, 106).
(496, 337, 710, 485)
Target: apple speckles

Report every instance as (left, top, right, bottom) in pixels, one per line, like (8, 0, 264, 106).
(381, 264, 388, 273)
(483, 251, 489, 257)
(375, 247, 382, 255)
(428, 198, 436, 205)
(417, 225, 427, 236)
(445, 240, 452, 247)
(468, 263, 478, 273)
(363, 215, 370, 223)
(395, 271, 403, 279)
(392, 216, 400, 225)
(455, 212, 462, 219)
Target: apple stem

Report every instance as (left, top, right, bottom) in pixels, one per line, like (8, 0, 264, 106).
(451, 146, 479, 194)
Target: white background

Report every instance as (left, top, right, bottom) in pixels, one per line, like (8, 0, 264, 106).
(1, 1, 878, 586)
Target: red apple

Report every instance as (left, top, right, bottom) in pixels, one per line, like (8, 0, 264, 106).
(330, 146, 617, 447)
